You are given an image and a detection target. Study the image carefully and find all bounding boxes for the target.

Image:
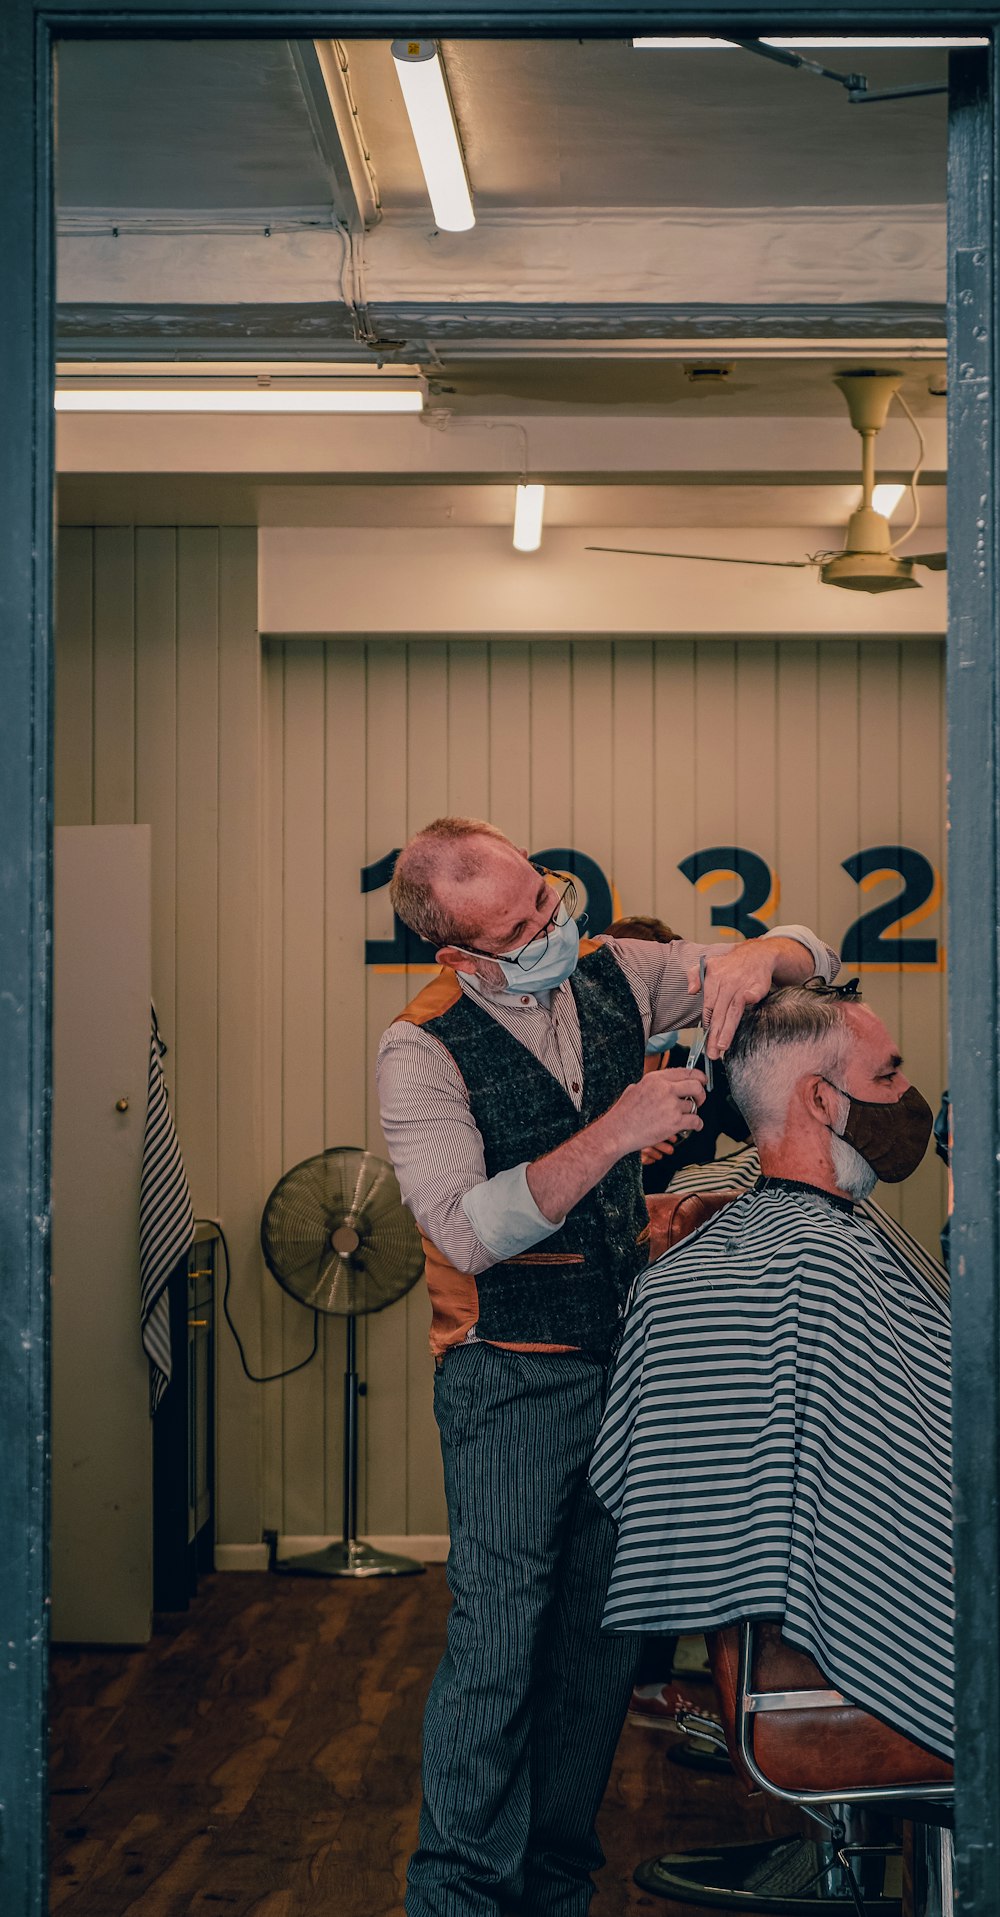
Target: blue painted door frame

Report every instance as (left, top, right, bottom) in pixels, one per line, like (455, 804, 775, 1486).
(1, 5, 996, 1911)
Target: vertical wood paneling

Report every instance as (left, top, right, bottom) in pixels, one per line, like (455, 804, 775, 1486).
(735, 642, 778, 924)
(775, 643, 820, 939)
(280, 643, 330, 1538)
(571, 640, 614, 926)
(174, 531, 220, 1219)
(691, 643, 738, 947)
(898, 642, 948, 1247)
(857, 644, 904, 1220)
(134, 530, 178, 1044)
(488, 643, 532, 847)
(57, 577, 949, 1551)
(530, 643, 573, 856)
(364, 643, 412, 1538)
(92, 528, 135, 825)
(54, 529, 94, 827)
(817, 642, 860, 980)
(403, 645, 450, 1537)
(447, 643, 490, 818)
(653, 641, 697, 938)
(216, 530, 264, 1549)
(323, 641, 368, 1534)
(261, 642, 287, 1533)
(611, 642, 655, 918)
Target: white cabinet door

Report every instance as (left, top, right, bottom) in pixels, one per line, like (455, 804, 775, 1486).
(51, 825, 153, 1643)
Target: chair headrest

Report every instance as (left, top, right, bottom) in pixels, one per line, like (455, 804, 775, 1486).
(644, 1188, 739, 1263)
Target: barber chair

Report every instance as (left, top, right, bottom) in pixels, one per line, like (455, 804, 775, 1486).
(644, 1186, 740, 1262)
(637, 1622, 953, 1913)
(636, 1189, 955, 1914)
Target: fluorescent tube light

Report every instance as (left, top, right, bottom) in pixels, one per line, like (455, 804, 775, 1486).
(54, 365, 426, 414)
(633, 35, 987, 48)
(872, 483, 907, 518)
(513, 484, 545, 554)
(391, 39, 475, 232)
(55, 389, 424, 414)
(764, 36, 988, 48)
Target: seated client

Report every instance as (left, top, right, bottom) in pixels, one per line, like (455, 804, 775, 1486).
(589, 979, 953, 1760)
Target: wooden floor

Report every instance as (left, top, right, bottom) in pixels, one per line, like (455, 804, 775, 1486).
(50, 1570, 804, 1915)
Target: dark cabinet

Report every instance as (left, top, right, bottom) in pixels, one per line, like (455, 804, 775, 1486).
(152, 1226, 216, 1611)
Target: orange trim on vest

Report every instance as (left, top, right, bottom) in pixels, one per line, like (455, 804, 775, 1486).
(395, 966, 464, 1028)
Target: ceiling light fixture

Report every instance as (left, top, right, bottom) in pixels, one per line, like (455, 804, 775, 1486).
(872, 483, 907, 518)
(54, 363, 427, 415)
(391, 39, 475, 232)
(513, 484, 545, 554)
(633, 35, 987, 48)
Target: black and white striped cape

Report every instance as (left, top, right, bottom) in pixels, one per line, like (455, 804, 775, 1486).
(664, 1142, 948, 1303)
(590, 1173, 953, 1759)
(140, 1008, 194, 1413)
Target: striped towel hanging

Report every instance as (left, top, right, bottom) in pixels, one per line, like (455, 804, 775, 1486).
(140, 1006, 194, 1413)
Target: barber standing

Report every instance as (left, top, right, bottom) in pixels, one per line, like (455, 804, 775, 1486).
(376, 816, 838, 1917)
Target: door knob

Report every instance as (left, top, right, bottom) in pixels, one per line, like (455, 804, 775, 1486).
(115, 1096, 129, 1112)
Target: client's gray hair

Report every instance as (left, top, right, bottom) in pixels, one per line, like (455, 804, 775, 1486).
(726, 984, 854, 1145)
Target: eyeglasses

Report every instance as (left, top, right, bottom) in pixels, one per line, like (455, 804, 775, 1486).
(801, 974, 862, 1001)
(456, 864, 583, 971)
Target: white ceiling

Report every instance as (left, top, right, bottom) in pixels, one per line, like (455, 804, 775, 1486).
(56, 37, 947, 217)
(55, 37, 951, 544)
(345, 38, 948, 211)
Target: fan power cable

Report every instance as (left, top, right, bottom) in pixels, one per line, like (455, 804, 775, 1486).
(196, 1217, 320, 1383)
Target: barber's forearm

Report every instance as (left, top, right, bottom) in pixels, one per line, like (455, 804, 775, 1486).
(526, 1106, 632, 1225)
(765, 924, 839, 984)
(765, 934, 828, 986)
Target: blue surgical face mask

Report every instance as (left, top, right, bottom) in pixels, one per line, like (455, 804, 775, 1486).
(644, 1030, 679, 1056)
(493, 905, 581, 995)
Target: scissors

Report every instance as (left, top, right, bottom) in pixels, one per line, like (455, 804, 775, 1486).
(685, 1024, 714, 1094)
(675, 1024, 712, 1141)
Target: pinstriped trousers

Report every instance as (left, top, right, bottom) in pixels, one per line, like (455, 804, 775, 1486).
(406, 1344, 640, 1917)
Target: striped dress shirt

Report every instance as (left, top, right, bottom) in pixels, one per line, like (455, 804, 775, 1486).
(376, 927, 838, 1275)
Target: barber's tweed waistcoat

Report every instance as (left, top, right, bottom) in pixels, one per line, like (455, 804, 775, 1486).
(410, 944, 649, 1354)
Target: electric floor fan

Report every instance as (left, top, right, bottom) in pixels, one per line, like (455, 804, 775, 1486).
(260, 1145, 426, 1578)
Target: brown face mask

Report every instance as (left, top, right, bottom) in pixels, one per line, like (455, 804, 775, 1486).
(824, 1082, 934, 1184)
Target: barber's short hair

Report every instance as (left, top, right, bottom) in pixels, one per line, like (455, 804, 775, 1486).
(605, 914, 681, 944)
(389, 816, 514, 947)
(726, 981, 859, 1143)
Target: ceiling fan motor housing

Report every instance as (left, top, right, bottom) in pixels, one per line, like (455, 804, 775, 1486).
(820, 549, 919, 593)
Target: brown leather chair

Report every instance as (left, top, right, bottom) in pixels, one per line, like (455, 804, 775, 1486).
(644, 1186, 740, 1263)
(710, 1621, 952, 1803)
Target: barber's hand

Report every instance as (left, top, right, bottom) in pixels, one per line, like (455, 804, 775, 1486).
(686, 941, 782, 1059)
(614, 1069, 707, 1152)
(641, 1141, 675, 1166)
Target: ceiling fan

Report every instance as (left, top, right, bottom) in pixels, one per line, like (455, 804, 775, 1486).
(588, 370, 947, 593)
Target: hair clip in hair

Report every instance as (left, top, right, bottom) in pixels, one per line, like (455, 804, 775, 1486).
(802, 974, 862, 1001)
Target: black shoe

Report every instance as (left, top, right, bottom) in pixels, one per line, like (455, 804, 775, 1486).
(634, 1834, 901, 1913)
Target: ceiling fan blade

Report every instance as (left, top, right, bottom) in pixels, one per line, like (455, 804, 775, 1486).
(586, 545, 812, 570)
(909, 552, 947, 571)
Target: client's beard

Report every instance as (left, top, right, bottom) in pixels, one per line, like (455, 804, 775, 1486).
(829, 1129, 878, 1202)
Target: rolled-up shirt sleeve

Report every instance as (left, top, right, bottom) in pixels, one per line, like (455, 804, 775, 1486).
(376, 1023, 563, 1273)
(606, 923, 839, 1038)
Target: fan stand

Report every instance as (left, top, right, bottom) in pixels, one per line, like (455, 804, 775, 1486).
(274, 1227, 425, 1580)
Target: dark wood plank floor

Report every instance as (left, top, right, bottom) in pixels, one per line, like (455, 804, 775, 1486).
(50, 1570, 804, 1915)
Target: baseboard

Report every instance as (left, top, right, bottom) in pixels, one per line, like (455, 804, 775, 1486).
(278, 1533, 450, 1563)
(213, 1535, 450, 1570)
(213, 1543, 271, 1571)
